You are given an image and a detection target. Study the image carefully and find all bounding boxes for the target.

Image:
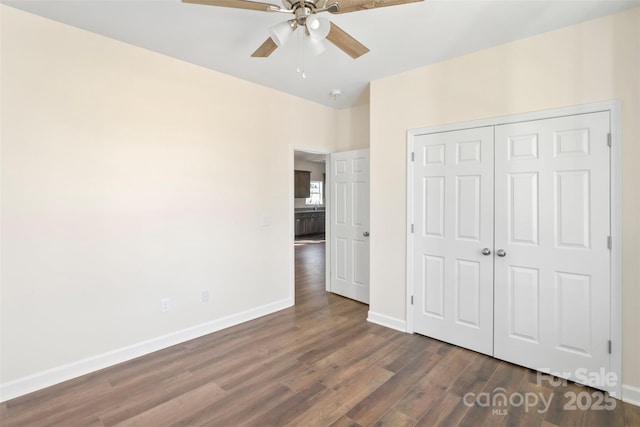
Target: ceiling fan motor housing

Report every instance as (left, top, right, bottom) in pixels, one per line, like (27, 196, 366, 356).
(284, 0, 323, 11)
(294, 6, 314, 25)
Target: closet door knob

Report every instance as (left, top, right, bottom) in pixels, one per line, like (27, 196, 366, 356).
(481, 248, 491, 256)
(496, 249, 507, 257)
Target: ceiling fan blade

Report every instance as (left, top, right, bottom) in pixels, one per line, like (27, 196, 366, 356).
(332, 0, 422, 14)
(251, 38, 279, 57)
(326, 22, 369, 59)
(182, 0, 279, 12)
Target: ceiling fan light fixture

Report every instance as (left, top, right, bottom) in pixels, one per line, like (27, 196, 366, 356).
(307, 38, 327, 55)
(307, 16, 320, 30)
(269, 19, 297, 47)
(306, 16, 330, 41)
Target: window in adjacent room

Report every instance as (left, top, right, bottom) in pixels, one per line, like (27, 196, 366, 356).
(306, 181, 323, 206)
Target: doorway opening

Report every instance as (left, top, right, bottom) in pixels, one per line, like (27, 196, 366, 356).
(293, 150, 328, 303)
(290, 147, 371, 307)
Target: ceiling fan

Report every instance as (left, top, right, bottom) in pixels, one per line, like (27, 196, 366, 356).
(183, 0, 423, 59)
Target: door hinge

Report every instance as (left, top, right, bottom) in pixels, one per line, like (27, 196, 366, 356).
(411, 152, 415, 162)
(608, 340, 612, 354)
(607, 235, 612, 250)
(411, 224, 414, 233)
(411, 295, 414, 305)
(607, 133, 612, 147)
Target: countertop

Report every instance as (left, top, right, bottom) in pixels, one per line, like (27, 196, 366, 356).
(295, 208, 325, 214)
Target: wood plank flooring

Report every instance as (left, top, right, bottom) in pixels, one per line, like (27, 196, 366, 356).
(2, 241, 639, 426)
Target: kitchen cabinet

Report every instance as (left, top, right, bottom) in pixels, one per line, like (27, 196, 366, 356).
(294, 211, 325, 236)
(294, 170, 311, 198)
(295, 216, 306, 236)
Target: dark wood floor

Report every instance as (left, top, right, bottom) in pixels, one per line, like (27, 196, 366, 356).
(2, 242, 639, 426)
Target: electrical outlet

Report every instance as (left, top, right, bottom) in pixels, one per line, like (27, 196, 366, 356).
(201, 291, 210, 303)
(161, 298, 171, 312)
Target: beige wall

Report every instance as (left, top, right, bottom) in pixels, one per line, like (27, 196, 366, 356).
(0, 5, 365, 391)
(337, 102, 371, 152)
(369, 7, 640, 392)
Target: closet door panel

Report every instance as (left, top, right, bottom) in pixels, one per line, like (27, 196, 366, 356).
(493, 112, 611, 390)
(412, 127, 494, 356)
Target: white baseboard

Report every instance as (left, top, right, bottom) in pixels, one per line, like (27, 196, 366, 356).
(622, 384, 640, 407)
(367, 311, 407, 332)
(0, 297, 293, 403)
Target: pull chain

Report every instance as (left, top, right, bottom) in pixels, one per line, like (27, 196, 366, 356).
(301, 31, 306, 79)
(296, 27, 301, 74)
(295, 29, 306, 79)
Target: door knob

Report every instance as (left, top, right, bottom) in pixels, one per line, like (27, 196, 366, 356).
(363, 231, 370, 237)
(481, 248, 491, 256)
(496, 249, 507, 257)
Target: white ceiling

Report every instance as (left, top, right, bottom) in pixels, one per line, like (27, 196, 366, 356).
(3, 0, 638, 109)
(294, 150, 327, 162)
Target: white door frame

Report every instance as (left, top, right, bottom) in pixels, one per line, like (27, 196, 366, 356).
(324, 152, 332, 292)
(406, 100, 622, 398)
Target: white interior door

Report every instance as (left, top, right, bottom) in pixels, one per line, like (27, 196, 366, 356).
(493, 112, 611, 390)
(412, 127, 495, 356)
(329, 149, 370, 303)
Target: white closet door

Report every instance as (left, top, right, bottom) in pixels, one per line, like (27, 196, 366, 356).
(412, 127, 494, 356)
(493, 112, 611, 389)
